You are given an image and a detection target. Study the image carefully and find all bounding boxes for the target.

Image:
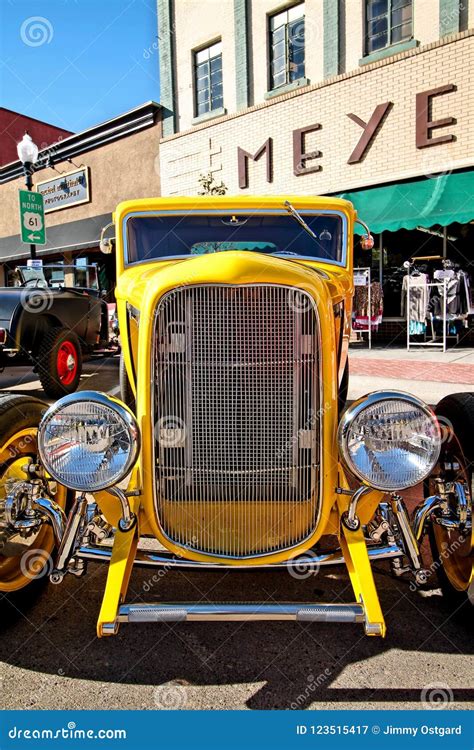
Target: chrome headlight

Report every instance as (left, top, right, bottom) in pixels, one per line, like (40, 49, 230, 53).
(38, 391, 140, 492)
(338, 391, 441, 492)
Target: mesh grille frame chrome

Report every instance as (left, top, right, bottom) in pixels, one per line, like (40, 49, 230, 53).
(152, 284, 322, 559)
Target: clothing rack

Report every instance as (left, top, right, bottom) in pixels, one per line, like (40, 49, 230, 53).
(407, 277, 448, 352)
(352, 267, 372, 350)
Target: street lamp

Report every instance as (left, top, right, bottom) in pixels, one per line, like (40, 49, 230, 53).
(17, 133, 39, 259)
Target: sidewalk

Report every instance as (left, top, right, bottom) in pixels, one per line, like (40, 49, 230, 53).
(348, 346, 474, 405)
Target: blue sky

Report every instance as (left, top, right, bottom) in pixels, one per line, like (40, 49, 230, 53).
(0, 0, 160, 132)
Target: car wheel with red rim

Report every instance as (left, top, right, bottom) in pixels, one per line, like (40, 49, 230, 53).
(37, 327, 83, 398)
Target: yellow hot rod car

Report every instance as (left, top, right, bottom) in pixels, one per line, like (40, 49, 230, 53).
(0, 196, 472, 637)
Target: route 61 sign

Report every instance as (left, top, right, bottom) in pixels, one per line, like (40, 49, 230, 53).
(19, 189, 46, 245)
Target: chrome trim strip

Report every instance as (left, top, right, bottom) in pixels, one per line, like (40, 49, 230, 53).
(32, 496, 67, 546)
(37, 391, 140, 492)
(337, 390, 442, 492)
(389, 494, 427, 578)
(122, 208, 348, 267)
(412, 494, 444, 541)
(117, 602, 365, 623)
(76, 543, 403, 568)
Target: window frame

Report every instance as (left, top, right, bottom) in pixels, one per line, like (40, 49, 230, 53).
(193, 40, 223, 119)
(268, 2, 305, 92)
(122, 209, 349, 268)
(364, 0, 413, 56)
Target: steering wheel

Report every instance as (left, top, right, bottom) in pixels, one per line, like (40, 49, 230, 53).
(20, 278, 48, 289)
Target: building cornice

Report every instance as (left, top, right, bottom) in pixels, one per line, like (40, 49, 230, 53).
(0, 101, 161, 185)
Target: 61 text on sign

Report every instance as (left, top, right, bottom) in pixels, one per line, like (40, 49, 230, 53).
(18, 189, 46, 246)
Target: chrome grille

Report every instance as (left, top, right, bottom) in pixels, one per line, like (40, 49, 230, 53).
(153, 285, 320, 557)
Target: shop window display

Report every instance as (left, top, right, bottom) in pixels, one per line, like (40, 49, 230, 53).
(353, 222, 474, 345)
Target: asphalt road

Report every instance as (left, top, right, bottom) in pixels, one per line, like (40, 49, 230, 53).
(0, 358, 472, 711)
(0, 353, 121, 404)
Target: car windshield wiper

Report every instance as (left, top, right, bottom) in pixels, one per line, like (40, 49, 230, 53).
(284, 200, 318, 241)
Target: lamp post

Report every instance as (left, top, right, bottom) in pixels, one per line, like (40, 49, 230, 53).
(17, 133, 39, 260)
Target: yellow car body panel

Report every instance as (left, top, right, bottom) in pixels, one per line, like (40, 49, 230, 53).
(108, 195, 379, 565)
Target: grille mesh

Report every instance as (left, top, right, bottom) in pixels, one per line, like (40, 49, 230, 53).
(154, 285, 320, 557)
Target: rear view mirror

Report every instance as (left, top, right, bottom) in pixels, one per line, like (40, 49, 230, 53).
(360, 234, 375, 251)
(99, 222, 115, 255)
(355, 218, 374, 251)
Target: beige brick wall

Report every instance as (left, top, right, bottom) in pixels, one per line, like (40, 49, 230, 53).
(0, 122, 161, 239)
(173, 0, 236, 131)
(415, 0, 440, 45)
(344, 0, 365, 72)
(173, 0, 470, 130)
(160, 32, 474, 197)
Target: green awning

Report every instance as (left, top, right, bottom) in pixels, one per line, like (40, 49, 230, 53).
(338, 170, 474, 234)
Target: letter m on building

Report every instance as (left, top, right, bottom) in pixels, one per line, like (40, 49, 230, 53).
(237, 138, 273, 189)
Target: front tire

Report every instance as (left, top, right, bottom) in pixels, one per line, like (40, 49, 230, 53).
(37, 327, 82, 398)
(427, 393, 474, 605)
(0, 395, 67, 613)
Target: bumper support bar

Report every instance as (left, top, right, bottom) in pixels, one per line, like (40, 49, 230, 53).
(118, 602, 365, 624)
(77, 542, 402, 569)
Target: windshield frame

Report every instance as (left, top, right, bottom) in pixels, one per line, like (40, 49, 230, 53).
(14, 264, 100, 290)
(122, 208, 348, 267)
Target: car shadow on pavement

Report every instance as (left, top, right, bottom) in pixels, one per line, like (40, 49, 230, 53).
(0, 563, 472, 710)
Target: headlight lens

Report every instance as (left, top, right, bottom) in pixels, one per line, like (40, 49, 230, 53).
(38, 392, 140, 492)
(338, 392, 441, 491)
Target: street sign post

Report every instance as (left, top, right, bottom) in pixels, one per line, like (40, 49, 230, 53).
(18, 189, 46, 246)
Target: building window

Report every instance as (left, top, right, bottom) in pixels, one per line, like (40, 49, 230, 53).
(269, 3, 305, 90)
(366, 0, 413, 55)
(194, 41, 223, 117)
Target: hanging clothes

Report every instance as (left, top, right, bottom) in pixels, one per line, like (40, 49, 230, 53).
(401, 274, 429, 330)
(353, 281, 383, 330)
(433, 269, 462, 315)
(458, 270, 472, 314)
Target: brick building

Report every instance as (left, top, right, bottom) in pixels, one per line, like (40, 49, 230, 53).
(157, 0, 474, 339)
(0, 108, 72, 167)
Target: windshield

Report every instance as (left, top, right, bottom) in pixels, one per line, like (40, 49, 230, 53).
(126, 212, 344, 264)
(15, 265, 99, 290)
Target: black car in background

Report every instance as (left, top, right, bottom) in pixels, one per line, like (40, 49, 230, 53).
(0, 264, 110, 397)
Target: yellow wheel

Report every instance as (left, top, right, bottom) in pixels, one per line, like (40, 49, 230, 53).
(427, 394, 474, 604)
(0, 395, 67, 602)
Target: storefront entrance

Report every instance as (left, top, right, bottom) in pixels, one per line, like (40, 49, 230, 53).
(342, 169, 474, 347)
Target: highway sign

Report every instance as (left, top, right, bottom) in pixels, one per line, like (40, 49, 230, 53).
(19, 189, 46, 245)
